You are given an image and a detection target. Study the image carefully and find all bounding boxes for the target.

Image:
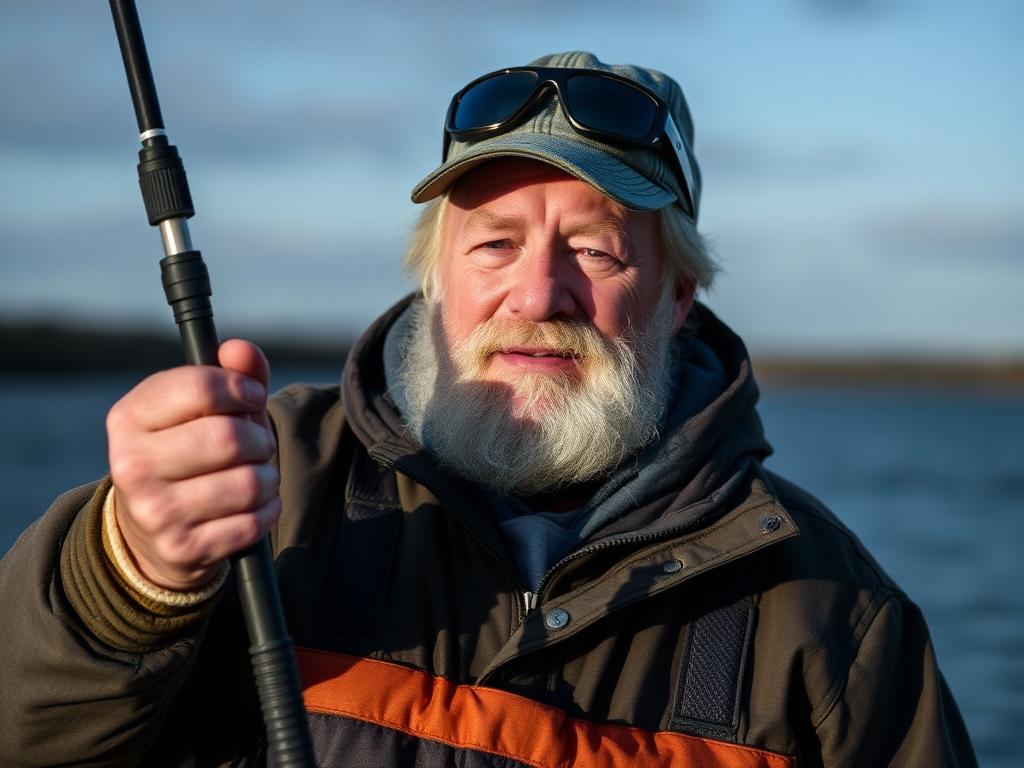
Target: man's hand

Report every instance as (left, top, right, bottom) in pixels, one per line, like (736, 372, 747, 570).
(107, 339, 280, 591)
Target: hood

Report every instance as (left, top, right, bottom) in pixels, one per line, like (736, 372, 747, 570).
(341, 295, 773, 550)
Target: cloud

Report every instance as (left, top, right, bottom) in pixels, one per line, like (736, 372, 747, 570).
(698, 135, 875, 180)
(862, 208, 1024, 264)
(0, 0, 715, 166)
(0, 2, 476, 165)
(797, 0, 913, 21)
(0, 49, 422, 168)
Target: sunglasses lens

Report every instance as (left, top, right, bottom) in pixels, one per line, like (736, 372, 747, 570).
(452, 71, 539, 131)
(564, 75, 659, 140)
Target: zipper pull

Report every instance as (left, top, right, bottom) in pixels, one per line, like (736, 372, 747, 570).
(522, 591, 538, 615)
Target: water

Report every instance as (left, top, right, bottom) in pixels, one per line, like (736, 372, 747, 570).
(1, 372, 1020, 765)
(759, 388, 1024, 766)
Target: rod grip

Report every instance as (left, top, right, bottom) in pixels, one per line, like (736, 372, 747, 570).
(237, 539, 316, 767)
(115, 1, 316, 763)
(160, 251, 316, 765)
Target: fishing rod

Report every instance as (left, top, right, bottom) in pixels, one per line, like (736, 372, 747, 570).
(107, 2, 315, 765)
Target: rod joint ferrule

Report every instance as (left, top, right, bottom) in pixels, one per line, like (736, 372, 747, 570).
(137, 142, 194, 224)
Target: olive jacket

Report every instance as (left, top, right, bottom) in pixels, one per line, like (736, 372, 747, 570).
(0, 299, 976, 767)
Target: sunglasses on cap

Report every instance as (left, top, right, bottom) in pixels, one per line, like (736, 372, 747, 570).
(443, 66, 698, 216)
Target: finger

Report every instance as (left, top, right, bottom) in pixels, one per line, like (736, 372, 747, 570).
(184, 496, 282, 566)
(129, 496, 283, 589)
(219, 339, 270, 391)
(124, 463, 280, 536)
(112, 365, 267, 432)
(154, 415, 277, 481)
(164, 463, 281, 524)
(219, 339, 273, 433)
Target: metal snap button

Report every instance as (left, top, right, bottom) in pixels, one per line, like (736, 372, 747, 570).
(759, 515, 782, 534)
(661, 559, 684, 574)
(544, 608, 571, 630)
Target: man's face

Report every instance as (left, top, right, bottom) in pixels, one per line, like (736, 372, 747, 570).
(437, 158, 692, 398)
(398, 157, 694, 494)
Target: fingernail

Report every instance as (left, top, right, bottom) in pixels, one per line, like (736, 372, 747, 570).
(260, 461, 279, 482)
(242, 378, 266, 404)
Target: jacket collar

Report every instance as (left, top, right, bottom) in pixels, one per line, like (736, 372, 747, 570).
(340, 295, 800, 660)
(342, 294, 778, 540)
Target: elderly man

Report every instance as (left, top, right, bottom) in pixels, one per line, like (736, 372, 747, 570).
(0, 52, 975, 767)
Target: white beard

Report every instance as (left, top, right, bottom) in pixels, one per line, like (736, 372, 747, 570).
(397, 293, 678, 496)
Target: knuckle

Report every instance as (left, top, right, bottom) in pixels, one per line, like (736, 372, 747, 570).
(265, 496, 283, 526)
(109, 451, 151, 489)
(161, 531, 198, 570)
(130, 496, 174, 532)
(105, 403, 126, 434)
(236, 468, 265, 507)
(235, 514, 263, 547)
(106, 397, 142, 437)
(207, 418, 243, 460)
(264, 427, 278, 456)
(184, 369, 220, 412)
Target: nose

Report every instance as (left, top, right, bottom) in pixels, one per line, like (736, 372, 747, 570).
(503, 244, 576, 322)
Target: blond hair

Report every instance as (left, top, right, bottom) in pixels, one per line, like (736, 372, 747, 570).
(403, 192, 716, 299)
(404, 196, 449, 303)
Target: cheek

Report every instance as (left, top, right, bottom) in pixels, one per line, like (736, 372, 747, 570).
(587, 279, 652, 338)
(440, 270, 501, 345)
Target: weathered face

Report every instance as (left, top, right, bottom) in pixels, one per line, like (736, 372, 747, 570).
(437, 158, 693, 391)
(401, 158, 694, 493)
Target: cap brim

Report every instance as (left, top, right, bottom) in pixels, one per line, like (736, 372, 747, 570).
(410, 133, 677, 212)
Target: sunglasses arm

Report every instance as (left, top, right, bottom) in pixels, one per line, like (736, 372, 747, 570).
(663, 113, 698, 218)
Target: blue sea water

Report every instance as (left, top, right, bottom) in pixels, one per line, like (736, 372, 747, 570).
(1, 370, 1021, 765)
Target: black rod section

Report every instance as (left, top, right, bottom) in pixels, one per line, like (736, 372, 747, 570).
(109, 0, 164, 134)
(108, 3, 315, 766)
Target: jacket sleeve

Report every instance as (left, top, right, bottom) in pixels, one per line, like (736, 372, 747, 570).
(813, 591, 978, 768)
(0, 479, 218, 767)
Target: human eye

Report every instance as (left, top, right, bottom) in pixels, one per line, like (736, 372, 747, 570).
(470, 238, 518, 266)
(573, 246, 622, 273)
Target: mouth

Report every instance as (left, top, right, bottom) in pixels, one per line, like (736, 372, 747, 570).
(490, 347, 581, 374)
(500, 346, 578, 359)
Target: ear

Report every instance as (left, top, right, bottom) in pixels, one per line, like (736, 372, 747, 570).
(672, 279, 697, 334)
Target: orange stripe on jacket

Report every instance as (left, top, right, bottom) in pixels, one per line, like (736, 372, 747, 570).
(297, 647, 794, 768)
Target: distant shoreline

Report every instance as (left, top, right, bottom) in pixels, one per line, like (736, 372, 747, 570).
(0, 321, 352, 374)
(751, 356, 1024, 391)
(2, 320, 1022, 390)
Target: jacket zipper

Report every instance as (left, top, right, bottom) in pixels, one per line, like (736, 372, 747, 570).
(522, 591, 538, 615)
(527, 524, 705, 618)
(512, 530, 679, 630)
(372, 448, 746, 633)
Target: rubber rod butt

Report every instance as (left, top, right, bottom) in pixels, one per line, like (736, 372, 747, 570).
(250, 639, 316, 767)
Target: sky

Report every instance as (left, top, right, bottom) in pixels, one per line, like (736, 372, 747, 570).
(1, 0, 1021, 356)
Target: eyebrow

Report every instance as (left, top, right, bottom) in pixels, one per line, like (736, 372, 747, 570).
(566, 217, 632, 242)
(460, 209, 633, 243)
(461, 209, 524, 234)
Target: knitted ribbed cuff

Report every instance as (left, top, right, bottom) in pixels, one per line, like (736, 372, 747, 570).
(59, 477, 227, 653)
(102, 486, 228, 609)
